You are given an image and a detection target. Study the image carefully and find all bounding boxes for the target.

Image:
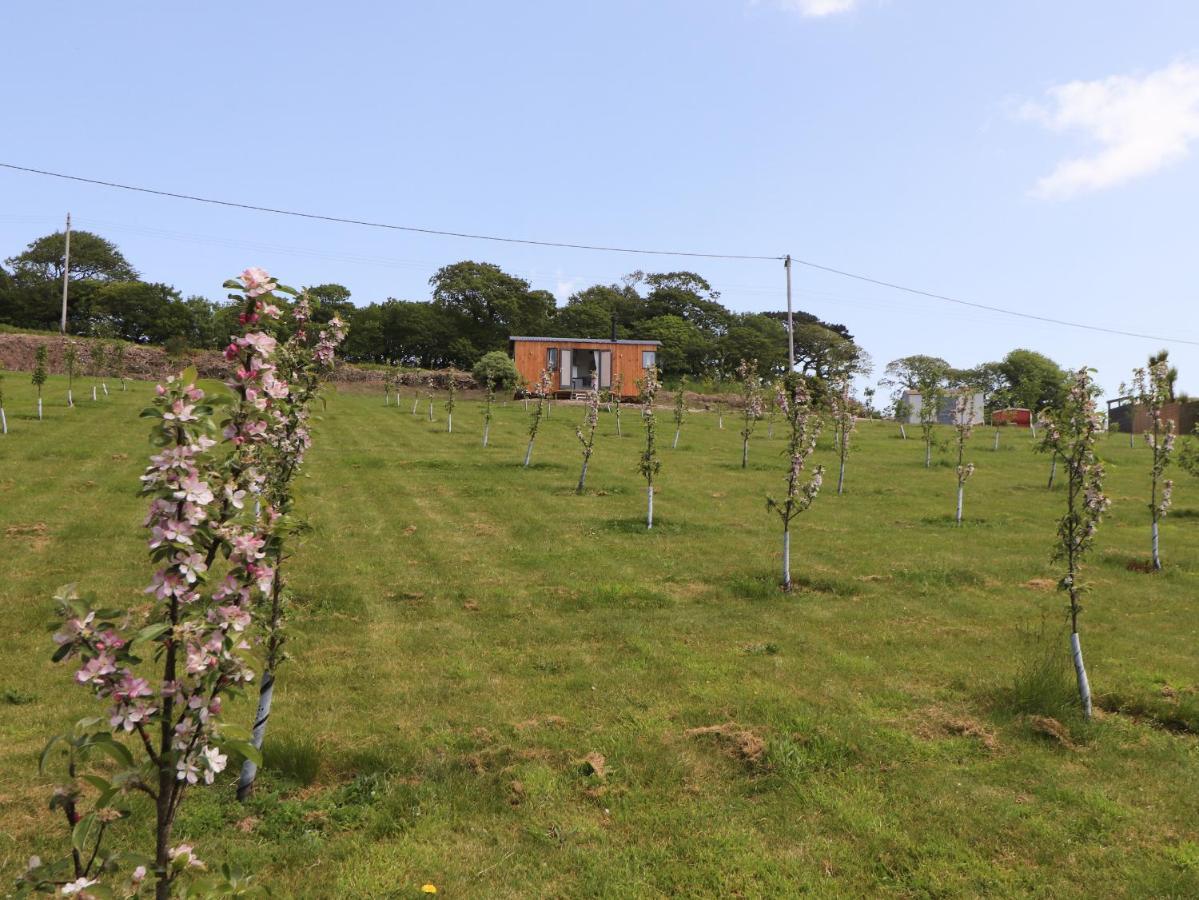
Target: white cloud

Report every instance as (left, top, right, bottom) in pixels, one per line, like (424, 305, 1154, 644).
(1021, 61, 1199, 199)
(775, 0, 858, 17)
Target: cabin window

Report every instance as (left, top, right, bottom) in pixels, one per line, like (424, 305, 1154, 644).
(642, 350, 656, 369)
(546, 347, 558, 370)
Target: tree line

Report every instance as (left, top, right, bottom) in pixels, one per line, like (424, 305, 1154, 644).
(0, 229, 857, 379)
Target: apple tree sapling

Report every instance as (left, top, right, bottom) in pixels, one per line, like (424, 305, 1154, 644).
(481, 376, 496, 447)
(523, 368, 552, 467)
(952, 393, 976, 525)
(916, 374, 944, 468)
(64, 340, 79, 407)
(23, 355, 279, 898)
(766, 372, 824, 591)
(229, 273, 347, 801)
(737, 359, 764, 469)
(575, 380, 601, 494)
(445, 378, 456, 433)
(112, 342, 128, 391)
(1039, 367, 1109, 719)
(426, 377, 435, 421)
(671, 375, 687, 449)
(1131, 360, 1176, 570)
(637, 367, 662, 529)
(32, 345, 48, 420)
(828, 372, 855, 495)
(609, 373, 624, 437)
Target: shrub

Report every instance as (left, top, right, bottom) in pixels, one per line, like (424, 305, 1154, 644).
(472, 351, 519, 391)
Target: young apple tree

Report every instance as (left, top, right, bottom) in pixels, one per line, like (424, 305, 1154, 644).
(32, 345, 48, 420)
(575, 380, 601, 494)
(63, 340, 79, 408)
(1039, 367, 1110, 719)
(523, 369, 552, 467)
(671, 376, 687, 449)
(766, 373, 823, 591)
(638, 367, 662, 529)
(737, 359, 764, 469)
(1131, 360, 1176, 570)
(444, 378, 457, 433)
(481, 376, 496, 447)
(951, 393, 976, 525)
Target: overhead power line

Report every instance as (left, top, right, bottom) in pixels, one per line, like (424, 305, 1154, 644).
(0, 163, 780, 261)
(2, 161, 1197, 347)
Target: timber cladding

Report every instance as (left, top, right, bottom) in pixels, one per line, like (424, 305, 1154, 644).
(509, 336, 661, 398)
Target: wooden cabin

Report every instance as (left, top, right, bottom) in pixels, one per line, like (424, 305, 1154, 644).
(508, 336, 661, 398)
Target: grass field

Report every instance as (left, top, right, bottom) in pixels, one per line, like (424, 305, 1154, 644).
(1, 372, 1197, 898)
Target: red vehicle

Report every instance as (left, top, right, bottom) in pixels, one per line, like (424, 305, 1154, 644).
(991, 407, 1032, 427)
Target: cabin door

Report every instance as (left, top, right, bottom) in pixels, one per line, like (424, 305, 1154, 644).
(559, 350, 572, 390)
(599, 351, 611, 388)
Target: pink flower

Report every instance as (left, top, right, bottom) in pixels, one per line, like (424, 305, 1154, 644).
(75, 652, 117, 685)
(241, 267, 277, 297)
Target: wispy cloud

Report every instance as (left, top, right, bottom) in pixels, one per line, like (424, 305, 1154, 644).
(1021, 60, 1199, 199)
(774, 0, 858, 18)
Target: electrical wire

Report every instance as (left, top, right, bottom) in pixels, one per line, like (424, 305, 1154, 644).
(3, 161, 1197, 347)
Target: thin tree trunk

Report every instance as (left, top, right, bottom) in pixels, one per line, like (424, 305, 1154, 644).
(925, 440, 931, 468)
(1070, 631, 1092, 720)
(993, 429, 999, 450)
(237, 669, 274, 801)
(647, 485, 654, 529)
(447, 413, 452, 433)
(427, 400, 433, 421)
(718, 414, 723, 430)
(37, 397, 43, 420)
(767, 422, 773, 439)
(616, 415, 622, 437)
(102, 383, 108, 396)
(92, 386, 97, 401)
(781, 527, 791, 591)
(1152, 518, 1161, 570)
(576, 459, 589, 495)
(412, 396, 419, 414)
(956, 484, 964, 525)
(742, 437, 749, 469)
(672, 427, 680, 449)
(0, 408, 6, 434)
(837, 457, 846, 495)
(524, 439, 534, 467)
(1047, 457, 1057, 489)
(899, 424, 906, 439)
(482, 422, 490, 447)
(68, 389, 74, 407)
(1129, 431, 1134, 449)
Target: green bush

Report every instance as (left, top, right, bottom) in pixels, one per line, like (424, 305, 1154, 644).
(472, 350, 519, 390)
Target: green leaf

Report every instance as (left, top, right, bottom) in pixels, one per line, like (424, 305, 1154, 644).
(222, 279, 243, 290)
(139, 407, 162, 418)
(51, 642, 74, 663)
(180, 365, 199, 385)
(85, 736, 134, 768)
(133, 622, 171, 645)
(80, 774, 111, 793)
(72, 812, 97, 853)
(219, 723, 251, 742)
(39, 734, 64, 773)
(221, 739, 262, 767)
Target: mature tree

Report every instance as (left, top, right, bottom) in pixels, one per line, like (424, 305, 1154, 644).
(430, 261, 553, 355)
(883, 354, 951, 391)
(6, 230, 138, 284)
(304, 283, 355, 324)
(87, 281, 191, 344)
(554, 284, 641, 338)
(640, 314, 711, 376)
(995, 349, 1067, 412)
(635, 271, 731, 336)
(718, 313, 789, 377)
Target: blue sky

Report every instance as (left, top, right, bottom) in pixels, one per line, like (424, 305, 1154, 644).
(2, 0, 1197, 398)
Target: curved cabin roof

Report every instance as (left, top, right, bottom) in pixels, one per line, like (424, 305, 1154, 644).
(509, 335, 661, 346)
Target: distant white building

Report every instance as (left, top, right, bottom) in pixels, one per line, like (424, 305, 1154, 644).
(900, 390, 985, 426)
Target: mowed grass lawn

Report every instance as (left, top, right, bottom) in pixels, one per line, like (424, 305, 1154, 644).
(1, 371, 1198, 898)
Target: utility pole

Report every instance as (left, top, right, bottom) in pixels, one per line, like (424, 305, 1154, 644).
(784, 254, 794, 370)
(59, 212, 71, 334)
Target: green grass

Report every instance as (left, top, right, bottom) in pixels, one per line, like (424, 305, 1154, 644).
(1, 374, 1198, 897)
